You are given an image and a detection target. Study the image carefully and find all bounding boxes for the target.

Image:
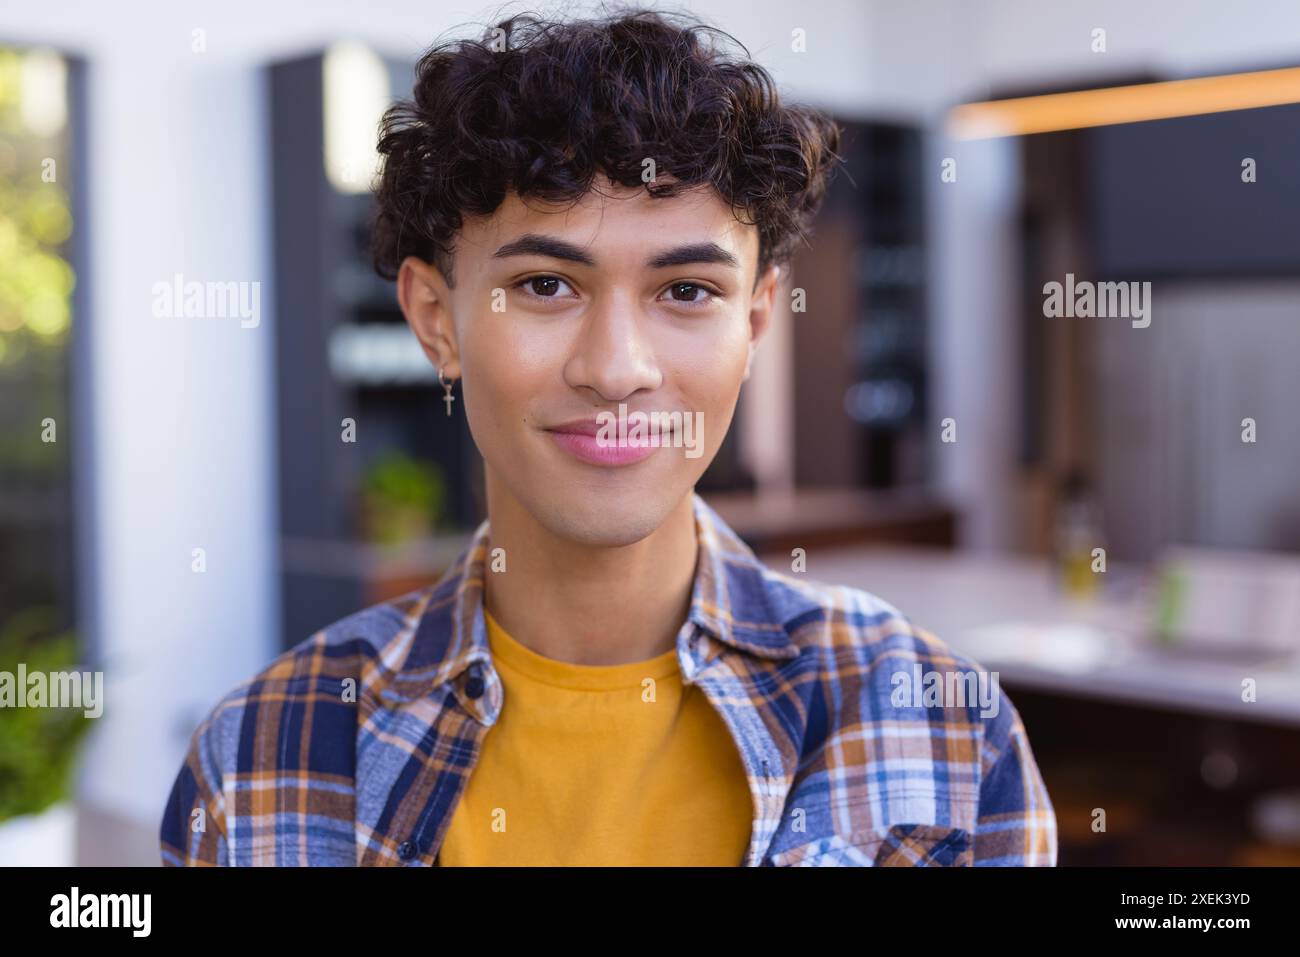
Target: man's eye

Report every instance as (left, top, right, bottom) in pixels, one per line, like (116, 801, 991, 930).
(663, 282, 716, 306)
(517, 275, 574, 298)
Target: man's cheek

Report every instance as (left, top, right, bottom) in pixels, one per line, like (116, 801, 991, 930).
(682, 397, 727, 463)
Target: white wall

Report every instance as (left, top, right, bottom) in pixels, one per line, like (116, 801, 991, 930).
(925, 133, 1023, 552)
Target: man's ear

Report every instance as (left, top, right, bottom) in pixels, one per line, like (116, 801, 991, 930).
(743, 263, 782, 381)
(397, 256, 460, 378)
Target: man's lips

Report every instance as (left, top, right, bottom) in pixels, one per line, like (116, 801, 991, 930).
(548, 416, 686, 434)
(544, 416, 682, 439)
(546, 418, 604, 436)
(543, 415, 680, 466)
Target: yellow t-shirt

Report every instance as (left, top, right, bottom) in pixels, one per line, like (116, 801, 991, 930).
(436, 609, 753, 866)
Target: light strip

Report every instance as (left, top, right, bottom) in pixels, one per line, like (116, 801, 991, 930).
(948, 66, 1300, 139)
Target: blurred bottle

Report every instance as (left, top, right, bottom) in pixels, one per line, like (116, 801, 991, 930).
(1054, 470, 1105, 600)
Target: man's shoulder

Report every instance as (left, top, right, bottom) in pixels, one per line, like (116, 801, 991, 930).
(162, 584, 459, 865)
(186, 583, 448, 778)
(752, 563, 1027, 755)
(751, 565, 1055, 863)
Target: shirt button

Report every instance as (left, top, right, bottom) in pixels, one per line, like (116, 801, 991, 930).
(397, 841, 417, 861)
(464, 664, 485, 699)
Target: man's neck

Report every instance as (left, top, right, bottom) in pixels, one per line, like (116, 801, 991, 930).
(480, 477, 699, 666)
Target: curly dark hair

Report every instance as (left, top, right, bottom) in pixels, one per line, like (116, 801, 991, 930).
(370, 5, 844, 287)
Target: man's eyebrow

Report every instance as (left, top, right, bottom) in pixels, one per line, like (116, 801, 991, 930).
(645, 242, 739, 270)
(492, 234, 740, 270)
(493, 234, 596, 266)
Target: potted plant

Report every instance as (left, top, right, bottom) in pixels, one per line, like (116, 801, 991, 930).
(359, 451, 448, 545)
(0, 607, 94, 865)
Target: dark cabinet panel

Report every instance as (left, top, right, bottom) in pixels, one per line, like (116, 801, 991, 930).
(1091, 103, 1300, 277)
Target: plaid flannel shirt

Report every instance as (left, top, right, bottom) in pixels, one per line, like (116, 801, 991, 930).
(160, 492, 1057, 866)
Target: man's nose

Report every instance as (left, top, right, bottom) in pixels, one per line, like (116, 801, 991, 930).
(562, 291, 663, 401)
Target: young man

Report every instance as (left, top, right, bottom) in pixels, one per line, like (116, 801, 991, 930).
(161, 9, 1056, 867)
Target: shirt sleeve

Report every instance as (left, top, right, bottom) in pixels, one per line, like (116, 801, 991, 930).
(159, 718, 231, 866)
(973, 691, 1058, 866)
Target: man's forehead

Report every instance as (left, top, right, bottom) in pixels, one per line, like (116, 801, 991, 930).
(460, 178, 757, 261)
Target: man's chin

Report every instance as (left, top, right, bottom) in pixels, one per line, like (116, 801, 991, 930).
(529, 486, 686, 548)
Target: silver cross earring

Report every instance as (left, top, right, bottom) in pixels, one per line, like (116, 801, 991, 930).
(438, 367, 457, 416)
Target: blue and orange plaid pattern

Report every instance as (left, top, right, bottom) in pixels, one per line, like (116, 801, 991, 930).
(160, 492, 1057, 866)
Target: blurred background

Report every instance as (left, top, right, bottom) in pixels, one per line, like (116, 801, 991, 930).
(3, 0, 1300, 866)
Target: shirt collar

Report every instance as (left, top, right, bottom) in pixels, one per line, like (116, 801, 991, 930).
(368, 492, 806, 722)
(684, 492, 807, 661)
